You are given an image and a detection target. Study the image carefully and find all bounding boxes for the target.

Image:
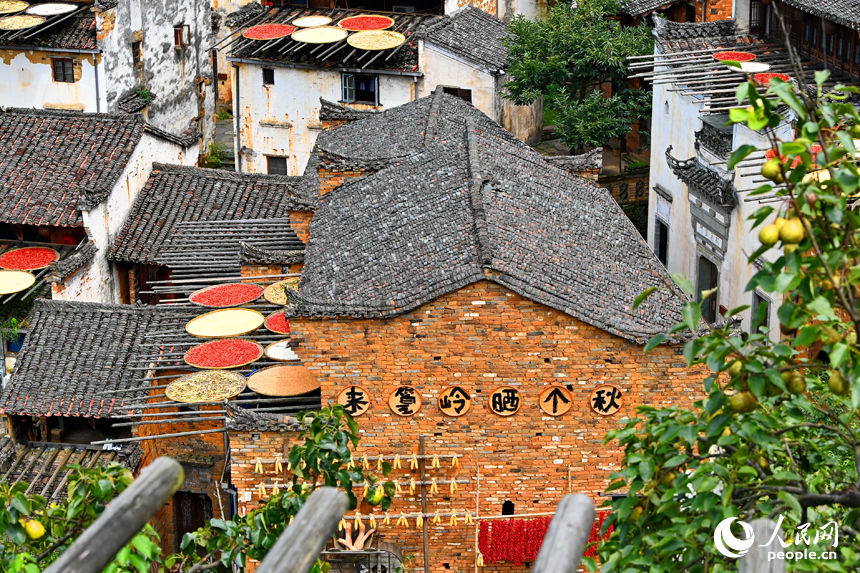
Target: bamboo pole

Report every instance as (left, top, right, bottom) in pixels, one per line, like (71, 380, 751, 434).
(90, 427, 228, 445)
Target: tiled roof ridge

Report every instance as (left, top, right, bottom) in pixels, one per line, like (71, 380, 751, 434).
(780, 0, 860, 33)
(423, 86, 446, 147)
(151, 162, 300, 185)
(31, 299, 154, 313)
(620, 0, 676, 17)
(226, 2, 267, 28)
(239, 242, 305, 265)
(464, 118, 493, 268)
(652, 14, 737, 41)
(319, 98, 381, 121)
(48, 240, 97, 282)
(665, 145, 736, 208)
(1, 106, 136, 122)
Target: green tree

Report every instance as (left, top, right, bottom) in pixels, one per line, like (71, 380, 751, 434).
(501, 0, 653, 150)
(0, 406, 392, 572)
(596, 67, 860, 571)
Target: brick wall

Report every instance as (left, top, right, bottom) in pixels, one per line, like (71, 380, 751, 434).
(319, 167, 367, 196)
(705, 0, 733, 21)
(290, 210, 314, 244)
(133, 372, 226, 555)
(231, 281, 705, 572)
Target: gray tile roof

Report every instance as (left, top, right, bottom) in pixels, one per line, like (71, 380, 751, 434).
(422, 5, 509, 71)
(781, 0, 860, 32)
(0, 109, 146, 227)
(666, 146, 736, 208)
(653, 16, 737, 43)
(319, 99, 380, 122)
(620, 0, 681, 17)
(109, 164, 312, 265)
(0, 7, 97, 51)
(290, 89, 686, 343)
(48, 240, 98, 282)
(0, 438, 142, 499)
(1, 300, 165, 418)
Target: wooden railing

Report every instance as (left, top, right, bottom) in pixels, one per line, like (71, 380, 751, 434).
(45, 456, 786, 573)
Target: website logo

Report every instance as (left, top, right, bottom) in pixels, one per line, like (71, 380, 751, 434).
(714, 517, 755, 558)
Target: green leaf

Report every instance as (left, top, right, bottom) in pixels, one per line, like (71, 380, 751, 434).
(670, 273, 694, 297)
(128, 553, 148, 573)
(131, 535, 152, 559)
(778, 491, 802, 516)
(816, 70, 832, 86)
(664, 455, 688, 468)
(837, 130, 857, 156)
(644, 333, 667, 354)
(639, 459, 655, 481)
(830, 343, 850, 367)
(10, 495, 29, 516)
(633, 286, 658, 310)
(727, 144, 758, 170)
(682, 301, 701, 331)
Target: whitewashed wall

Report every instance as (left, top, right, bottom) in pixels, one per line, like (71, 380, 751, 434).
(0, 49, 102, 111)
(232, 62, 417, 174)
(647, 50, 789, 337)
(54, 135, 198, 303)
(97, 0, 215, 144)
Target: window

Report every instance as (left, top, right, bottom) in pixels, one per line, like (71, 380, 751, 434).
(52, 58, 74, 83)
(342, 73, 378, 105)
(132, 41, 143, 67)
(501, 501, 514, 516)
(697, 256, 719, 323)
(751, 291, 771, 333)
(442, 86, 472, 103)
(267, 156, 288, 175)
(262, 67, 275, 85)
(654, 218, 669, 266)
(174, 24, 190, 49)
(749, 0, 762, 33)
(664, 101, 669, 115)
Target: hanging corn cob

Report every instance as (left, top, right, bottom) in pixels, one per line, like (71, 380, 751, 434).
(393, 454, 401, 469)
(254, 458, 263, 474)
(369, 514, 377, 528)
(377, 455, 384, 470)
(396, 513, 408, 527)
(415, 513, 423, 528)
(355, 513, 363, 529)
(431, 454, 440, 469)
(258, 482, 266, 498)
(451, 453, 459, 467)
(410, 454, 418, 469)
(362, 455, 370, 470)
(409, 477, 416, 495)
(432, 510, 441, 524)
(383, 512, 391, 525)
(450, 481, 458, 495)
(274, 456, 283, 473)
(430, 478, 439, 494)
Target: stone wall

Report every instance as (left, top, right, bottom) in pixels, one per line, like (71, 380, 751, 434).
(231, 280, 706, 571)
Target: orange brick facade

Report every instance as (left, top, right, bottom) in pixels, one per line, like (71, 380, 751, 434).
(230, 280, 706, 571)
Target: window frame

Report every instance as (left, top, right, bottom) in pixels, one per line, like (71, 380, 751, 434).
(654, 217, 669, 266)
(131, 41, 143, 67)
(341, 73, 378, 106)
(751, 290, 771, 334)
(442, 86, 472, 104)
(174, 24, 190, 50)
(266, 155, 288, 176)
(262, 67, 275, 86)
(51, 57, 74, 83)
(697, 255, 719, 324)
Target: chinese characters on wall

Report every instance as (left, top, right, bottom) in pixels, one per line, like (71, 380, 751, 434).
(334, 383, 623, 417)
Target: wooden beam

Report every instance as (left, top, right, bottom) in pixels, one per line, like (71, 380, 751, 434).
(43, 457, 184, 573)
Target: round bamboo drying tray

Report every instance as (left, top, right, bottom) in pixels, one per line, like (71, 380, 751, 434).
(336, 15, 394, 31)
(185, 308, 265, 338)
(183, 339, 264, 369)
(292, 15, 332, 27)
(263, 279, 299, 305)
(291, 25, 348, 44)
(0, 1, 28, 14)
(247, 364, 320, 397)
(0, 246, 59, 270)
(264, 310, 290, 334)
(166, 370, 247, 403)
(0, 270, 35, 294)
(264, 340, 300, 362)
(188, 282, 263, 308)
(346, 30, 405, 51)
(26, 3, 76, 15)
(243, 23, 296, 40)
(0, 13, 43, 28)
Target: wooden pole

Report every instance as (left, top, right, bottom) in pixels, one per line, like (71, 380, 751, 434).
(43, 457, 184, 573)
(530, 494, 595, 573)
(739, 519, 786, 573)
(255, 487, 349, 573)
(420, 435, 430, 573)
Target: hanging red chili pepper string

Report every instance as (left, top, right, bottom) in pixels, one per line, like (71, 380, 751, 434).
(477, 514, 612, 565)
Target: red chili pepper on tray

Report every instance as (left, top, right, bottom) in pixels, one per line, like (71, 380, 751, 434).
(184, 338, 262, 368)
(265, 310, 291, 334)
(189, 283, 263, 307)
(0, 247, 58, 270)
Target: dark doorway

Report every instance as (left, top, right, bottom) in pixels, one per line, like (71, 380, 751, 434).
(697, 256, 719, 323)
(174, 491, 213, 552)
(654, 219, 669, 266)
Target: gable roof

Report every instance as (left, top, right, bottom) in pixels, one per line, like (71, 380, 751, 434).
(780, 0, 860, 32)
(620, 0, 681, 17)
(225, 7, 441, 73)
(291, 90, 685, 343)
(109, 164, 312, 265)
(0, 109, 191, 227)
(1, 300, 163, 418)
(0, 4, 97, 51)
(422, 5, 509, 71)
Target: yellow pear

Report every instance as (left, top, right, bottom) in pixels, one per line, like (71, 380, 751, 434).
(761, 159, 785, 183)
(759, 224, 780, 246)
(730, 391, 758, 413)
(24, 520, 45, 540)
(779, 218, 805, 244)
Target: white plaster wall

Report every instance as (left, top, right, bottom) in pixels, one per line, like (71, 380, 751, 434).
(442, 0, 544, 21)
(234, 63, 416, 174)
(647, 53, 788, 338)
(0, 50, 100, 111)
(734, 0, 750, 33)
(210, 0, 257, 105)
(97, 0, 216, 144)
(55, 135, 198, 303)
(420, 45, 497, 117)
